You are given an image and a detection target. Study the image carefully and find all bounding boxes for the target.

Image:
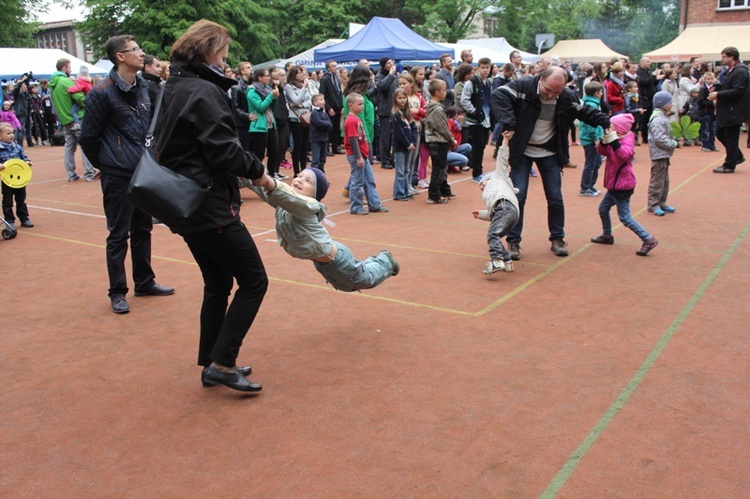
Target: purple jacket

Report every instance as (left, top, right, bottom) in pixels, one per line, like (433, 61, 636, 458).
(0, 109, 22, 129)
(597, 132, 637, 192)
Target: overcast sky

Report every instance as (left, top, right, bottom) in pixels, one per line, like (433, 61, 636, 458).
(37, 4, 87, 23)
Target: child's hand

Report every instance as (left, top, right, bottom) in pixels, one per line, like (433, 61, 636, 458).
(356, 156, 364, 167)
(249, 112, 258, 121)
(408, 144, 415, 151)
(502, 130, 514, 141)
(472, 210, 480, 219)
(478, 179, 488, 190)
(0, 164, 5, 171)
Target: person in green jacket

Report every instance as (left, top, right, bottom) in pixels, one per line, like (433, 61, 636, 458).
(49, 58, 98, 181)
(246, 67, 280, 177)
(578, 81, 606, 196)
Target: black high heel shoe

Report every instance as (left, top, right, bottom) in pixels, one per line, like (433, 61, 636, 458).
(201, 365, 262, 392)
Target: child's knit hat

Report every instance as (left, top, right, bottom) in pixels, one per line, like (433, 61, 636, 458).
(610, 113, 634, 135)
(308, 167, 329, 201)
(78, 66, 89, 77)
(652, 91, 672, 110)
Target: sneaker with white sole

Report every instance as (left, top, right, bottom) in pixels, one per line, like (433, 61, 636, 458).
(483, 260, 505, 275)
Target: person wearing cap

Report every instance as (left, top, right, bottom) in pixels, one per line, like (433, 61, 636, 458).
(250, 168, 399, 293)
(647, 90, 679, 216)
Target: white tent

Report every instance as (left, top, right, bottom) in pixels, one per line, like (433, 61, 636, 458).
(458, 37, 540, 63)
(540, 39, 627, 63)
(281, 39, 346, 70)
(0, 48, 108, 81)
(401, 42, 510, 66)
(644, 25, 750, 63)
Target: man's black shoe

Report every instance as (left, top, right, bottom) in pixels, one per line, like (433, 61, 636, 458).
(111, 295, 130, 314)
(326, 151, 335, 157)
(381, 163, 395, 170)
(134, 283, 175, 296)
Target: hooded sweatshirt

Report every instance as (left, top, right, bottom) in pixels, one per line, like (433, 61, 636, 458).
(48, 71, 85, 125)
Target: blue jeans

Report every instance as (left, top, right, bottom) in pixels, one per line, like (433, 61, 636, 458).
(580, 143, 603, 191)
(447, 143, 471, 168)
(598, 190, 650, 241)
(699, 114, 716, 150)
(313, 242, 395, 292)
(508, 154, 564, 243)
(393, 150, 412, 199)
(310, 140, 328, 170)
(488, 201, 519, 261)
(347, 155, 382, 213)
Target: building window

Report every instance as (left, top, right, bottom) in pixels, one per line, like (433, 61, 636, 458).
(718, 0, 750, 9)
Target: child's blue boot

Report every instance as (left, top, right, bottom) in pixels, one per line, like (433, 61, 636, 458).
(654, 207, 666, 216)
(662, 205, 676, 213)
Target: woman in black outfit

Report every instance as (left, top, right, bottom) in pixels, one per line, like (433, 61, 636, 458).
(155, 20, 268, 392)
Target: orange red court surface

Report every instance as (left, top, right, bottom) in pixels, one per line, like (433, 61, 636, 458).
(2, 137, 749, 497)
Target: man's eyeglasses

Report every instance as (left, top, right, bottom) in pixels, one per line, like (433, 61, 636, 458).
(119, 46, 143, 54)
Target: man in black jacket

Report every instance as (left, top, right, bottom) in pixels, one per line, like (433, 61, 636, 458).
(636, 56, 665, 144)
(230, 61, 254, 151)
(492, 67, 611, 260)
(710, 47, 750, 174)
(141, 54, 162, 117)
(375, 57, 398, 169)
(319, 60, 343, 154)
(80, 35, 173, 314)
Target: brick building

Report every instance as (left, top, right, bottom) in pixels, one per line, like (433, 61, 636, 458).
(33, 20, 94, 63)
(681, 0, 750, 29)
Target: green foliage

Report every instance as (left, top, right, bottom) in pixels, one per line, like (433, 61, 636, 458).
(78, 0, 278, 64)
(670, 115, 701, 140)
(0, 0, 42, 47)
(406, 0, 498, 43)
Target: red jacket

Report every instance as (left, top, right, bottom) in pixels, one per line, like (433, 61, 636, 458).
(605, 79, 624, 113)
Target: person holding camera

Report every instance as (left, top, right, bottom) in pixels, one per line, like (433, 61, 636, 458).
(636, 56, 665, 144)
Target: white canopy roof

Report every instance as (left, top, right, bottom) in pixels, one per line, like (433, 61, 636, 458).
(644, 25, 750, 62)
(457, 37, 540, 63)
(540, 39, 627, 63)
(282, 39, 346, 70)
(0, 48, 108, 81)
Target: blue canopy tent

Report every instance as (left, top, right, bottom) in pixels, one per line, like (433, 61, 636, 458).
(313, 17, 454, 62)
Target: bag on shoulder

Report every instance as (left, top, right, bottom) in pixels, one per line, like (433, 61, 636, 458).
(127, 84, 211, 228)
(291, 106, 311, 127)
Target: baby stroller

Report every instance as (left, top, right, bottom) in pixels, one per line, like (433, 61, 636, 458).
(1, 215, 17, 239)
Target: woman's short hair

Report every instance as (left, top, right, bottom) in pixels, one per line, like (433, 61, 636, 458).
(170, 19, 231, 64)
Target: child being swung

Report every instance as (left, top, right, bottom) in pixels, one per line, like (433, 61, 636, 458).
(590, 114, 658, 256)
(0, 123, 34, 229)
(472, 145, 519, 273)
(250, 168, 398, 292)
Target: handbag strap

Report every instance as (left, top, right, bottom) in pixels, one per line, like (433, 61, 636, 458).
(145, 82, 166, 147)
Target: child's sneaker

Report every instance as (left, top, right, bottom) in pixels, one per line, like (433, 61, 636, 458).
(382, 250, 399, 276)
(636, 237, 658, 256)
(417, 179, 430, 189)
(662, 205, 676, 213)
(503, 260, 514, 272)
(427, 197, 448, 204)
(483, 260, 505, 275)
(653, 207, 666, 216)
(591, 234, 614, 244)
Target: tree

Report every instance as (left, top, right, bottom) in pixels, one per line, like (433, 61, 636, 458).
(406, 0, 500, 42)
(0, 0, 43, 47)
(78, 0, 278, 64)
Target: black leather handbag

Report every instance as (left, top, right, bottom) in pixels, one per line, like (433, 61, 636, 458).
(128, 83, 211, 228)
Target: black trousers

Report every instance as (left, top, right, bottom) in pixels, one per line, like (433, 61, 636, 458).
(289, 121, 309, 175)
(639, 106, 653, 143)
(469, 125, 490, 177)
(249, 129, 279, 174)
(328, 109, 342, 151)
(183, 221, 268, 368)
(428, 142, 452, 201)
(378, 113, 394, 165)
(717, 124, 744, 170)
(100, 173, 156, 297)
(1, 184, 29, 223)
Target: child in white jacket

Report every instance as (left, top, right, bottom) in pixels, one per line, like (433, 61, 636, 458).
(472, 145, 520, 274)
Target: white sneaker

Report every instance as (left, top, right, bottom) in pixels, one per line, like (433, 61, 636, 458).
(483, 260, 505, 275)
(417, 180, 430, 189)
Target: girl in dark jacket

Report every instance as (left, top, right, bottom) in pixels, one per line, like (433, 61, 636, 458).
(155, 20, 268, 393)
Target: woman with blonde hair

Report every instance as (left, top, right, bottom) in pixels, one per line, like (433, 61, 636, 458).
(155, 19, 268, 392)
